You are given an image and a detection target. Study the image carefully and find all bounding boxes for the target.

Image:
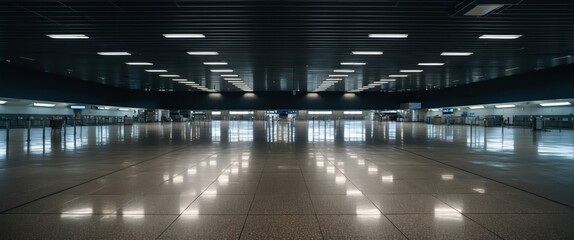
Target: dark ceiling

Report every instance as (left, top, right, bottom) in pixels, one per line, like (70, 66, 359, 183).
(1, 0, 573, 93)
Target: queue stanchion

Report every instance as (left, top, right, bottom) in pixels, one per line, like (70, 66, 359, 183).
(27, 119, 31, 142)
(5, 120, 9, 142)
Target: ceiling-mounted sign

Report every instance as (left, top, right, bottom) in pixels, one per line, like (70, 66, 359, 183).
(400, 102, 421, 109)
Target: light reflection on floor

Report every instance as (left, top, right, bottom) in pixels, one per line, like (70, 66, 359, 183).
(0, 121, 573, 239)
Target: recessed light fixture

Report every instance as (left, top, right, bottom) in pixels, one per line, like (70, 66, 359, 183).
(325, 78, 342, 81)
(418, 63, 445, 66)
(379, 79, 396, 82)
(224, 78, 242, 81)
(479, 34, 522, 39)
(163, 34, 205, 38)
(97, 52, 131, 56)
(172, 79, 188, 81)
(126, 62, 153, 65)
(469, 105, 484, 109)
(33, 103, 55, 107)
(210, 69, 233, 73)
(145, 69, 168, 72)
(495, 104, 515, 108)
(0, 100, 7, 104)
(46, 34, 89, 39)
(400, 70, 423, 73)
(220, 74, 238, 77)
(118, 108, 130, 111)
(368, 34, 408, 38)
(340, 62, 366, 65)
(159, 75, 180, 77)
(203, 62, 228, 65)
(441, 52, 473, 56)
(329, 74, 348, 77)
(352, 51, 383, 55)
(187, 51, 219, 55)
(540, 102, 571, 107)
(334, 69, 355, 73)
(389, 75, 408, 77)
(464, 4, 504, 16)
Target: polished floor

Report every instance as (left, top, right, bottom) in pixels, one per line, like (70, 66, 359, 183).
(0, 120, 573, 239)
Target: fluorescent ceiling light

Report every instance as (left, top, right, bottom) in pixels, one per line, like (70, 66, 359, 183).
(352, 51, 383, 55)
(540, 102, 571, 107)
(400, 70, 423, 73)
(368, 34, 408, 38)
(441, 52, 473, 56)
(203, 62, 228, 65)
(163, 34, 205, 38)
(145, 69, 167, 72)
(464, 4, 504, 16)
(325, 78, 342, 81)
(309, 111, 332, 115)
(389, 75, 408, 77)
(0, 100, 6, 104)
(220, 74, 238, 77)
(126, 62, 153, 65)
(368, 83, 381, 86)
(159, 75, 180, 77)
(46, 34, 89, 39)
(334, 69, 355, 73)
(187, 51, 219, 55)
(329, 74, 348, 77)
(118, 108, 130, 111)
(70, 105, 85, 110)
(479, 34, 522, 39)
(33, 103, 55, 108)
(224, 78, 242, 81)
(340, 62, 366, 65)
(418, 63, 445, 66)
(172, 79, 187, 81)
(469, 105, 484, 109)
(344, 111, 363, 115)
(210, 69, 233, 73)
(230, 111, 253, 115)
(380, 79, 396, 82)
(495, 104, 515, 108)
(228, 81, 244, 83)
(185, 83, 199, 86)
(97, 52, 131, 56)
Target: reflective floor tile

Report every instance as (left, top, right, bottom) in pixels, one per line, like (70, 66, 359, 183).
(317, 215, 406, 240)
(240, 215, 323, 239)
(306, 180, 362, 195)
(249, 194, 314, 214)
(367, 194, 457, 214)
(43, 194, 134, 214)
(184, 194, 252, 215)
(204, 181, 259, 195)
(311, 195, 381, 214)
(467, 214, 574, 240)
(490, 193, 574, 213)
(0, 214, 103, 239)
(159, 215, 246, 239)
(435, 194, 525, 213)
(119, 194, 197, 214)
(93, 215, 178, 239)
(387, 214, 501, 240)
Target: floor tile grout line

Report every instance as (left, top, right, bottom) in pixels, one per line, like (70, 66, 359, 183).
(236, 148, 266, 240)
(394, 146, 574, 209)
(0, 144, 196, 215)
(154, 151, 241, 240)
(301, 146, 326, 240)
(318, 150, 411, 240)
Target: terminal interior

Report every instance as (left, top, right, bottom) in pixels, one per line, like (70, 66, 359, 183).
(1, 0, 574, 239)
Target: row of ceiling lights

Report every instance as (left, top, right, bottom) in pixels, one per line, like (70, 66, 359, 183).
(46, 33, 253, 92)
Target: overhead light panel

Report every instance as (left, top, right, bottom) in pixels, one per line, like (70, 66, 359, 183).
(163, 34, 205, 38)
(159, 75, 180, 77)
(203, 62, 228, 65)
(464, 4, 504, 16)
(97, 52, 131, 56)
(145, 69, 168, 72)
(379, 79, 396, 82)
(352, 51, 383, 55)
(210, 69, 233, 73)
(224, 78, 242, 81)
(400, 70, 423, 73)
(47, 34, 89, 39)
(187, 51, 219, 55)
(0, 100, 7, 104)
(540, 102, 571, 107)
(495, 104, 515, 108)
(441, 52, 473, 56)
(340, 62, 366, 66)
(325, 78, 342, 81)
(418, 63, 445, 66)
(33, 103, 55, 108)
(368, 34, 408, 38)
(329, 74, 348, 77)
(172, 79, 187, 81)
(479, 34, 522, 39)
(469, 105, 485, 109)
(126, 62, 153, 65)
(389, 75, 408, 77)
(334, 69, 355, 73)
(221, 74, 238, 77)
